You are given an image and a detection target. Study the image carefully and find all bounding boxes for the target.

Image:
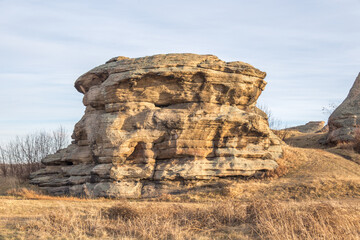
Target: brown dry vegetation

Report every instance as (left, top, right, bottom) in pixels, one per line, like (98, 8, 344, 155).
(1, 195, 360, 240)
(283, 130, 360, 165)
(1, 131, 360, 239)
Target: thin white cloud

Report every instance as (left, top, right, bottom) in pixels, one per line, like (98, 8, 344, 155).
(0, 0, 359, 142)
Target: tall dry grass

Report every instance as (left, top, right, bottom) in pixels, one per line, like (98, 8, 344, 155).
(247, 200, 360, 240)
(10, 200, 360, 240)
(15, 201, 245, 240)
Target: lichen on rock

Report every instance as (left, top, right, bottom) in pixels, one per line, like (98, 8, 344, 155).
(30, 53, 283, 198)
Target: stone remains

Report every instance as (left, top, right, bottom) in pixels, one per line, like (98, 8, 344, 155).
(328, 73, 360, 143)
(284, 121, 325, 133)
(30, 54, 282, 198)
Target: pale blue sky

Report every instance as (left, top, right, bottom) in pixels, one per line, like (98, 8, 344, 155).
(0, 0, 359, 143)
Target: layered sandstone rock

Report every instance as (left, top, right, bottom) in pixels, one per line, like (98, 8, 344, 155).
(327, 73, 360, 143)
(284, 121, 325, 133)
(30, 54, 282, 198)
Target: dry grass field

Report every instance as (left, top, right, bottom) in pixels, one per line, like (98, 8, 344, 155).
(1, 132, 360, 239)
(1, 196, 359, 240)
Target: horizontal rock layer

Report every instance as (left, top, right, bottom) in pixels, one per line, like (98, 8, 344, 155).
(30, 53, 282, 198)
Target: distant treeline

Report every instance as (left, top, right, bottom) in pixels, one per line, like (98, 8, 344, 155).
(0, 127, 69, 180)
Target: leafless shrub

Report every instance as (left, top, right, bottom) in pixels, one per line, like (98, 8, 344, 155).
(322, 102, 339, 117)
(0, 126, 69, 180)
(102, 202, 140, 221)
(272, 129, 291, 141)
(257, 104, 285, 130)
(336, 141, 355, 150)
(0, 146, 8, 177)
(262, 163, 289, 179)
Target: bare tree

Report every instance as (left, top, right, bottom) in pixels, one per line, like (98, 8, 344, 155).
(0, 146, 8, 177)
(322, 102, 339, 118)
(52, 126, 68, 151)
(257, 104, 285, 130)
(0, 126, 70, 180)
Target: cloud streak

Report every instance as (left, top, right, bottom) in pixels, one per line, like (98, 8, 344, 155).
(0, 0, 359, 141)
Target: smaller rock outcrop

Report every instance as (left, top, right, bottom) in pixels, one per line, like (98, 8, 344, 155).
(327, 73, 360, 143)
(284, 121, 325, 133)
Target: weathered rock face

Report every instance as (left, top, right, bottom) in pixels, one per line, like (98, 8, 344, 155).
(328, 73, 360, 143)
(30, 54, 282, 198)
(285, 121, 325, 133)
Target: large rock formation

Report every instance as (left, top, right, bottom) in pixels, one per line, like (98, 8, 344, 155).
(30, 53, 282, 198)
(328, 73, 360, 143)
